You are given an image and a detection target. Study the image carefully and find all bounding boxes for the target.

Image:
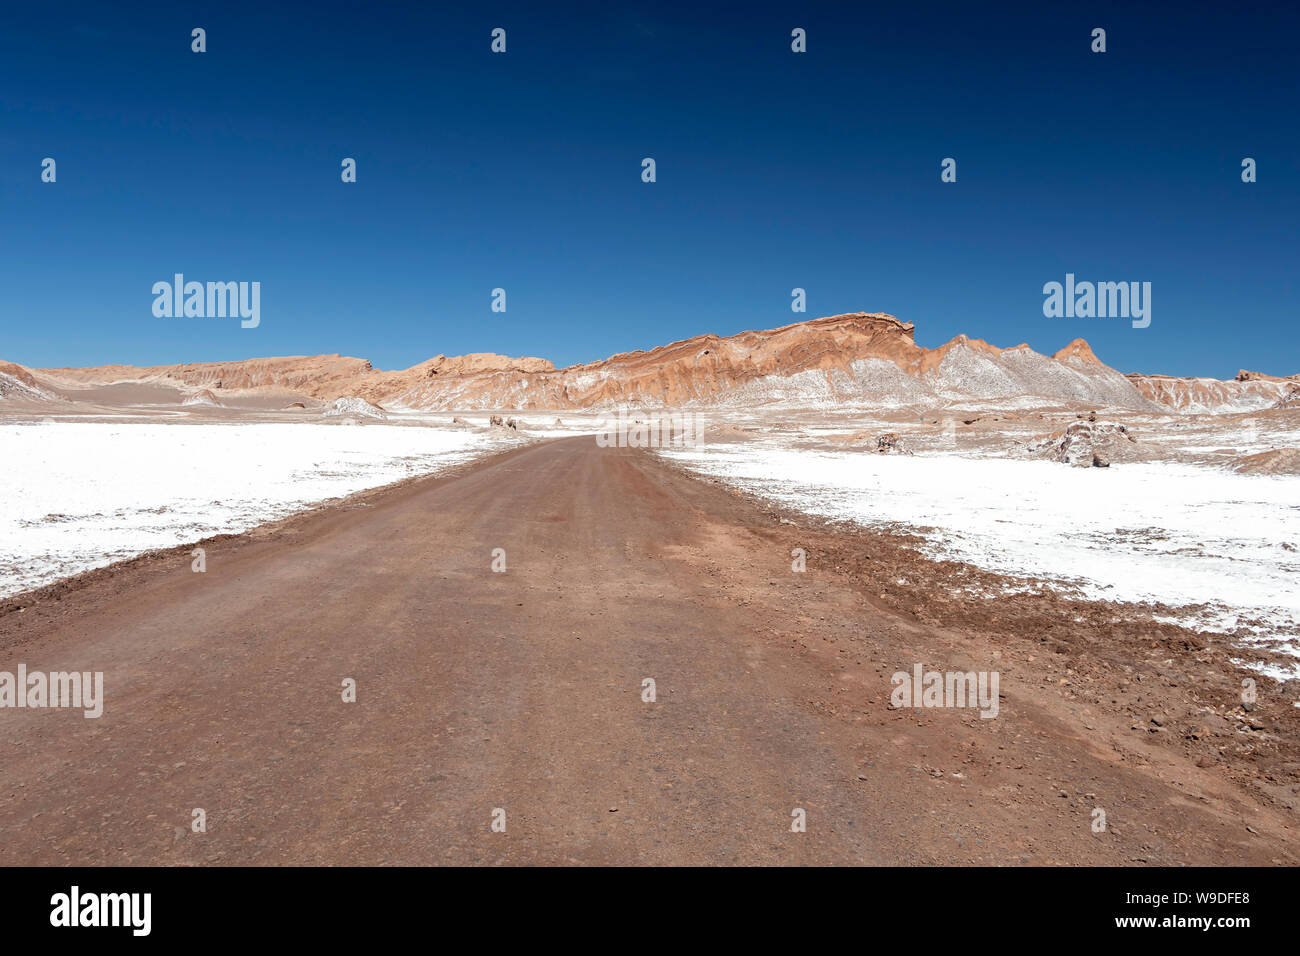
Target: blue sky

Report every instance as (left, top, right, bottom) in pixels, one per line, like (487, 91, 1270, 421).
(1, 1, 1296, 377)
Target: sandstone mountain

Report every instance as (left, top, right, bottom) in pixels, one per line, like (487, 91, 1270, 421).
(0, 361, 60, 402)
(5, 312, 1289, 413)
(1127, 369, 1300, 413)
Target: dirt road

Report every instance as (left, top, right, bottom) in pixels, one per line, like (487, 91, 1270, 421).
(0, 437, 1294, 864)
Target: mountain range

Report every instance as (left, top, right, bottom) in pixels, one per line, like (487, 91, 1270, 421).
(4, 313, 1296, 414)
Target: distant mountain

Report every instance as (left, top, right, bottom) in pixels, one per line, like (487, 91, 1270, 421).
(0, 361, 60, 402)
(1127, 369, 1300, 413)
(6, 313, 1290, 413)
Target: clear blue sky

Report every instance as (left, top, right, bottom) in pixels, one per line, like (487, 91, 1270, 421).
(2, 1, 1296, 377)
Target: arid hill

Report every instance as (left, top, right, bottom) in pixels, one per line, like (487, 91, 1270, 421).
(6, 312, 1291, 412)
(1232, 448, 1300, 475)
(0, 361, 60, 403)
(1127, 370, 1299, 413)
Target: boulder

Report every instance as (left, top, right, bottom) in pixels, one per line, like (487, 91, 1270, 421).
(1031, 421, 1136, 467)
(324, 396, 387, 419)
(875, 432, 913, 455)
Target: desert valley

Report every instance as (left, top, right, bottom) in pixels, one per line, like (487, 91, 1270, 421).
(4, 312, 1298, 652)
(2, 311, 1298, 865)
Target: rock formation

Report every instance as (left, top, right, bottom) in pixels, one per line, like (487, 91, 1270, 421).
(1127, 369, 1300, 413)
(1030, 421, 1138, 468)
(5, 312, 1294, 414)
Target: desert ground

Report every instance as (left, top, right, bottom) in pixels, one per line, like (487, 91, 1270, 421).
(1, 407, 1297, 864)
(1, 315, 1297, 865)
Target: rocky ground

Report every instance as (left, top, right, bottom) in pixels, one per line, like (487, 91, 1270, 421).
(0, 436, 1295, 865)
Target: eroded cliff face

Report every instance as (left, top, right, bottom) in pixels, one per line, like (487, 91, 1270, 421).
(349, 311, 1155, 410)
(9, 311, 1276, 412)
(344, 312, 1155, 410)
(369, 313, 931, 409)
(0, 361, 57, 401)
(21, 313, 923, 409)
(1127, 370, 1300, 413)
(37, 354, 378, 398)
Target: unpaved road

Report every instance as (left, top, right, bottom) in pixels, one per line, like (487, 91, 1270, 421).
(0, 437, 1294, 865)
